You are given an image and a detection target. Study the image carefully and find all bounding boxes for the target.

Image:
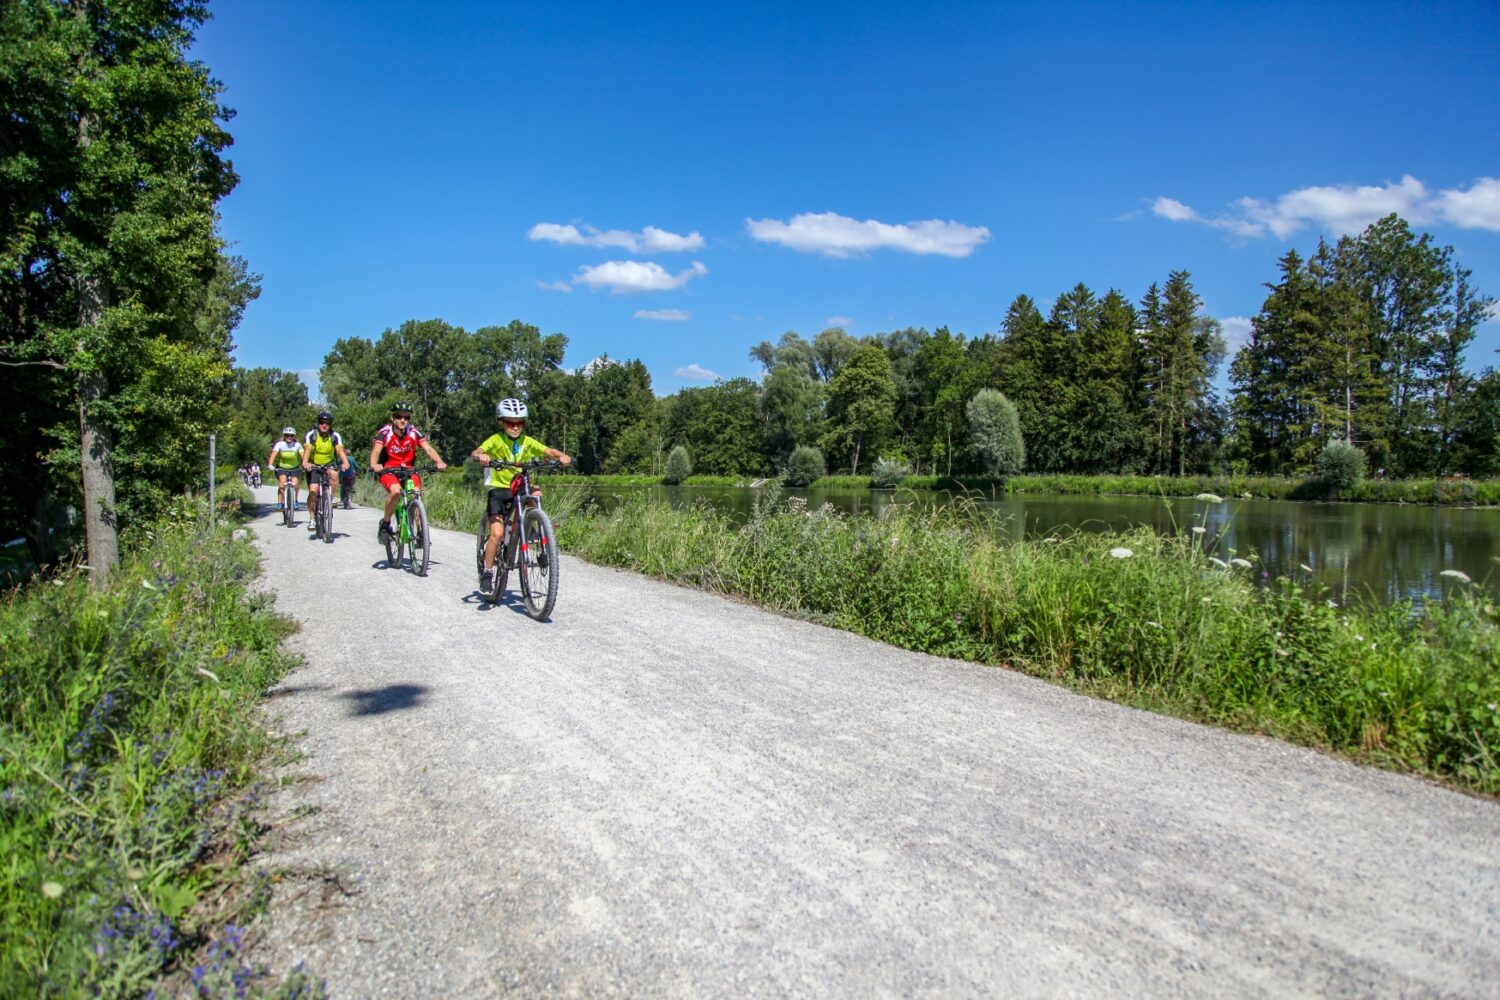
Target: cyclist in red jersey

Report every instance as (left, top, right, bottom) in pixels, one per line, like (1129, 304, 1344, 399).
(368, 401, 448, 542)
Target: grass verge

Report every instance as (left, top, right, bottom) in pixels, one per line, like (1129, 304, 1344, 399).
(0, 486, 323, 997)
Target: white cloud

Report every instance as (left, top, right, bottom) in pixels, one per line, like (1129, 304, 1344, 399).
(574, 260, 707, 294)
(536, 279, 572, 293)
(1218, 316, 1254, 351)
(295, 368, 323, 402)
(634, 309, 690, 321)
(1436, 177, 1500, 231)
(673, 363, 719, 381)
(745, 211, 990, 258)
(824, 316, 854, 328)
(528, 222, 705, 253)
(1151, 176, 1500, 238)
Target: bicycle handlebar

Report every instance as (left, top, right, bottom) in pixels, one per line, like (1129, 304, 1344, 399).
(370, 465, 440, 478)
(482, 459, 568, 472)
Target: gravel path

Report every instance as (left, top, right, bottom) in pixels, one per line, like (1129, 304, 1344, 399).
(245, 486, 1500, 998)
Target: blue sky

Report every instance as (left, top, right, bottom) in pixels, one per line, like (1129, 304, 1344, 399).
(191, 0, 1500, 399)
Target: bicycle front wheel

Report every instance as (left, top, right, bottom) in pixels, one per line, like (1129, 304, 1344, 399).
(321, 490, 334, 543)
(518, 507, 558, 620)
(409, 497, 430, 577)
(283, 482, 295, 527)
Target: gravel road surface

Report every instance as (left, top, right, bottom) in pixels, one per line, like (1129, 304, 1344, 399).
(246, 487, 1500, 998)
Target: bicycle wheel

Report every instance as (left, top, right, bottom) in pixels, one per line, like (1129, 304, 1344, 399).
(518, 507, 558, 620)
(409, 496, 430, 577)
(283, 481, 294, 527)
(384, 510, 402, 568)
(321, 487, 334, 543)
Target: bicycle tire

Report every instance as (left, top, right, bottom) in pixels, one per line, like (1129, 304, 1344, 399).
(282, 481, 295, 527)
(321, 489, 334, 543)
(409, 496, 430, 576)
(475, 516, 505, 602)
(384, 510, 401, 568)
(518, 507, 558, 620)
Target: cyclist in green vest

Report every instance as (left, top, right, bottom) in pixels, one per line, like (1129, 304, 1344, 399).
(470, 398, 571, 592)
(266, 426, 303, 513)
(301, 411, 350, 532)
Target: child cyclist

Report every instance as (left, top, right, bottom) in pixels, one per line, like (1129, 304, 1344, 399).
(470, 398, 571, 591)
(369, 401, 448, 542)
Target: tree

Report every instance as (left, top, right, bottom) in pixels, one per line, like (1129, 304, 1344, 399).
(967, 389, 1025, 475)
(579, 357, 654, 474)
(913, 327, 966, 475)
(1, 0, 242, 582)
(663, 445, 692, 484)
(664, 378, 768, 476)
(785, 445, 826, 486)
(823, 345, 897, 474)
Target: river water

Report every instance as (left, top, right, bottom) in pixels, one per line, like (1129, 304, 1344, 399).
(575, 483, 1500, 606)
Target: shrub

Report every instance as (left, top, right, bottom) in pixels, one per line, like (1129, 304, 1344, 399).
(967, 389, 1025, 474)
(784, 446, 826, 486)
(1316, 439, 1368, 494)
(663, 445, 692, 484)
(870, 455, 912, 489)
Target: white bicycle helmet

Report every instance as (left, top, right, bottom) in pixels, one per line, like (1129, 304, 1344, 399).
(281, 426, 296, 436)
(495, 398, 528, 421)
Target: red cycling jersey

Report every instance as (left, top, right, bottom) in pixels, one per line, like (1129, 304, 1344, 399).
(374, 423, 426, 467)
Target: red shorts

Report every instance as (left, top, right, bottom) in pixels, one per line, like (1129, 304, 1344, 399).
(378, 471, 420, 492)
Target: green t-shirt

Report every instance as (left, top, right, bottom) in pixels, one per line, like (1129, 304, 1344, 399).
(478, 433, 549, 489)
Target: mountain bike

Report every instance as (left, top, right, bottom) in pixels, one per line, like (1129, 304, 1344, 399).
(377, 466, 435, 576)
(474, 460, 562, 620)
(308, 464, 338, 544)
(276, 471, 299, 527)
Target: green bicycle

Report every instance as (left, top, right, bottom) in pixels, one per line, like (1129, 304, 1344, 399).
(376, 466, 434, 576)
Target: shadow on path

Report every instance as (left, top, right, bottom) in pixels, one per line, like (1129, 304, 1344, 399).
(340, 684, 429, 717)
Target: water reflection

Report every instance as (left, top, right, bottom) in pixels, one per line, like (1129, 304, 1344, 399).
(574, 483, 1500, 607)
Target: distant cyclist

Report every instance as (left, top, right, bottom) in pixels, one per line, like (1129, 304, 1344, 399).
(369, 401, 448, 542)
(339, 453, 358, 509)
(469, 398, 571, 592)
(301, 412, 350, 532)
(266, 427, 303, 513)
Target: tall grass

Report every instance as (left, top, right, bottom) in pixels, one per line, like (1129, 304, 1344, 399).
(0, 489, 322, 997)
(552, 492, 1500, 793)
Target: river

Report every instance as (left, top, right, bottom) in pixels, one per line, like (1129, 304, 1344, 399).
(575, 483, 1499, 606)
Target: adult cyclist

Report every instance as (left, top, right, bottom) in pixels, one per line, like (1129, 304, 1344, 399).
(470, 398, 571, 592)
(301, 412, 350, 532)
(369, 401, 448, 542)
(266, 426, 303, 515)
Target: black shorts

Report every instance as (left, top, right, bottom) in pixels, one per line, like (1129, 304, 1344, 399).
(487, 488, 517, 521)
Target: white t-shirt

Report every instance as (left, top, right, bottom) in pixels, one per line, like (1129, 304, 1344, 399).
(269, 440, 302, 470)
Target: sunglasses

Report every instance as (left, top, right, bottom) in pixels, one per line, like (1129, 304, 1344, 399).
(502, 419, 524, 428)
(392, 414, 410, 420)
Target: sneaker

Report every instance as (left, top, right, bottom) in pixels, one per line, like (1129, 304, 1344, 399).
(307, 520, 317, 532)
(377, 522, 391, 542)
(482, 567, 497, 594)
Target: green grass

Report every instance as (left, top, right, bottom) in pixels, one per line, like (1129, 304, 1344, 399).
(0, 485, 324, 998)
(549, 491, 1500, 793)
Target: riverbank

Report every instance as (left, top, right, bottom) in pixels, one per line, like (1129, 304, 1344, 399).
(568, 471, 1500, 506)
(0, 488, 323, 997)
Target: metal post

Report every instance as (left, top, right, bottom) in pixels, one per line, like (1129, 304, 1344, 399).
(209, 433, 216, 528)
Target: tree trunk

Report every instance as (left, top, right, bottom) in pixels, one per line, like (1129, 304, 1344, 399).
(78, 274, 118, 586)
(850, 435, 861, 476)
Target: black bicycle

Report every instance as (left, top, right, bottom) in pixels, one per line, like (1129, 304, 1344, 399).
(474, 460, 562, 620)
(275, 470, 299, 527)
(307, 464, 338, 543)
(375, 465, 435, 575)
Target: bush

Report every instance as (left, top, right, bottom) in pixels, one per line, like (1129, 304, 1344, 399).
(1316, 439, 1368, 494)
(967, 389, 1025, 474)
(784, 446, 826, 487)
(663, 445, 692, 484)
(870, 455, 912, 489)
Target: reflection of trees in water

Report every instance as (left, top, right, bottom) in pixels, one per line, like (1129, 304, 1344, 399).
(607, 485, 1500, 605)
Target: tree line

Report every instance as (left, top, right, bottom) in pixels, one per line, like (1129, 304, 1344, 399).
(231, 214, 1491, 487)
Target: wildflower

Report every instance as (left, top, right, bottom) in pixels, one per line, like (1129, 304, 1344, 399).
(1276, 648, 1291, 657)
(1201, 596, 1212, 603)
(1326, 599, 1338, 608)
(1208, 557, 1227, 568)
(1300, 563, 1314, 573)
(41, 881, 63, 899)
(1109, 547, 1133, 559)
(1439, 569, 1472, 585)
(1191, 526, 1206, 534)
(1230, 558, 1252, 569)
(1354, 635, 1364, 642)
(1195, 493, 1224, 502)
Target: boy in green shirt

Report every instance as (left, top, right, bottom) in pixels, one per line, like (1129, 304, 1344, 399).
(469, 398, 571, 590)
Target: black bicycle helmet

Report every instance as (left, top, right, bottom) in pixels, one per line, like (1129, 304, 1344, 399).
(317, 411, 333, 424)
(391, 401, 413, 416)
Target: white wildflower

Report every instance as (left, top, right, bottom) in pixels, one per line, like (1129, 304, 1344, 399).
(1276, 648, 1291, 657)
(1201, 596, 1212, 603)
(41, 881, 63, 899)
(1195, 493, 1224, 503)
(1300, 563, 1314, 573)
(1209, 557, 1228, 568)
(1230, 558, 1253, 569)
(1109, 547, 1133, 559)
(1192, 526, 1206, 535)
(1354, 635, 1364, 643)
(1439, 569, 1472, 585)
(1326, 599, 1338, 608)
